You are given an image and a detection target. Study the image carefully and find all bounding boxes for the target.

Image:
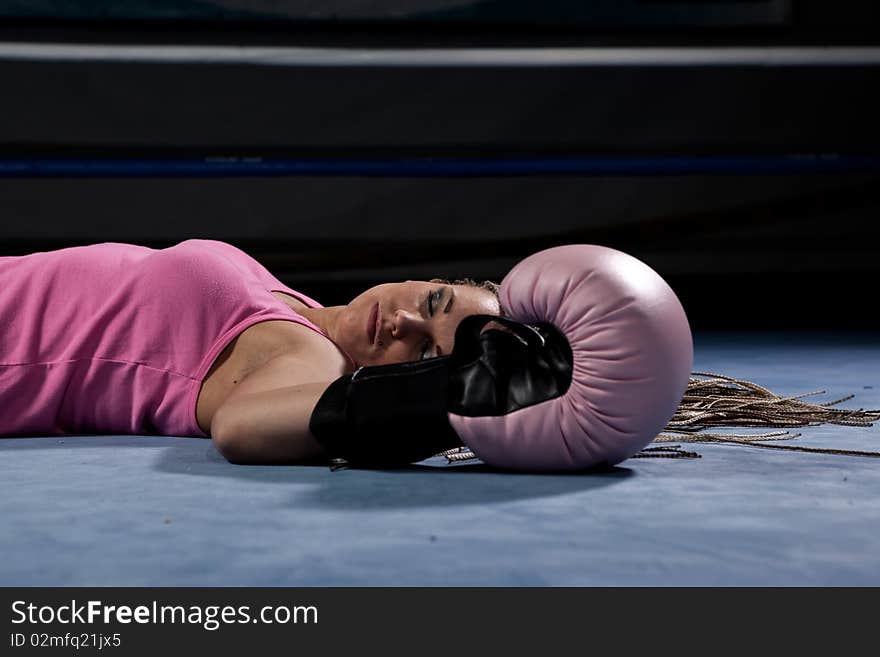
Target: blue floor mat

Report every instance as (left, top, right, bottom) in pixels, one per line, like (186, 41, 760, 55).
(2, 330, 878, 586)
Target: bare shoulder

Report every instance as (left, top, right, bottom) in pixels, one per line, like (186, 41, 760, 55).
(223, 323, 352, 411)
(284, 322, 354, 380)
(268, 290, 353, 379)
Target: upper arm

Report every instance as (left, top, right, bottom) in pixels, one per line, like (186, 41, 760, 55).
(210, 342, 350, 464)
(212, 328, 351, 438)
(212, 377, 337, 465)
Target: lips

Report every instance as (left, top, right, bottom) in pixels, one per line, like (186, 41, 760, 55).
(367, 302, 379, 345)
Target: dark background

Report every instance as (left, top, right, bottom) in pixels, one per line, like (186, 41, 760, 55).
(1, 0, 878, 329)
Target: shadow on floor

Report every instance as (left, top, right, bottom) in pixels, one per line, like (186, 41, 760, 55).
(0, 434, 635, 509)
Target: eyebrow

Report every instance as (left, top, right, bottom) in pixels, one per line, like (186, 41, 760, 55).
(444, 287, 455, 314)
(436, 287, 455, 357)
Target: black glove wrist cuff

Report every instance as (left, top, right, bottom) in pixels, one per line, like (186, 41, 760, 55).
(309, 356, 463, 468)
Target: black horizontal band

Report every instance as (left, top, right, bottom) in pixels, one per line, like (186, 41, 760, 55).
(2, 154, 880, 178)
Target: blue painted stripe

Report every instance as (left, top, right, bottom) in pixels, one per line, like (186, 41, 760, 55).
(1, 155, 879, 177)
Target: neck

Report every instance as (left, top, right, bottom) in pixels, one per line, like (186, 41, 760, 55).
(298, 304, 358, 370)
(296, 304, 346, 346)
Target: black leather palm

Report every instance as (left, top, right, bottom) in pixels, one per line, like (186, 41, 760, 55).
(447, 314, 574, 417)
(310, 356, 462, 466)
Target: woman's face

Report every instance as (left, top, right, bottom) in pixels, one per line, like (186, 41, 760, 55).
(337, 280, 502, 367)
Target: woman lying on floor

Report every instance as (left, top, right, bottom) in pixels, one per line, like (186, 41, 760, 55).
(2, 238, 877, 470)
(0, 238, 505, 466)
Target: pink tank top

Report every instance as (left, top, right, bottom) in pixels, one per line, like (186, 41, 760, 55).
(0, 239, 354, 438)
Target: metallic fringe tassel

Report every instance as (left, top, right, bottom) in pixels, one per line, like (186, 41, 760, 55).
(442, 371, 880, 464)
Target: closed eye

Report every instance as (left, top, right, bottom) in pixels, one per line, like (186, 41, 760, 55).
(428, 289, 441, 316)
(420, 288, 444, 359)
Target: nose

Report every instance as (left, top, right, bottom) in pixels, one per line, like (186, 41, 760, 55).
(391, 309, 428, 340)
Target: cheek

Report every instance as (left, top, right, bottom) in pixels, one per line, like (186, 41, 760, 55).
(379, 343, 413, 365)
